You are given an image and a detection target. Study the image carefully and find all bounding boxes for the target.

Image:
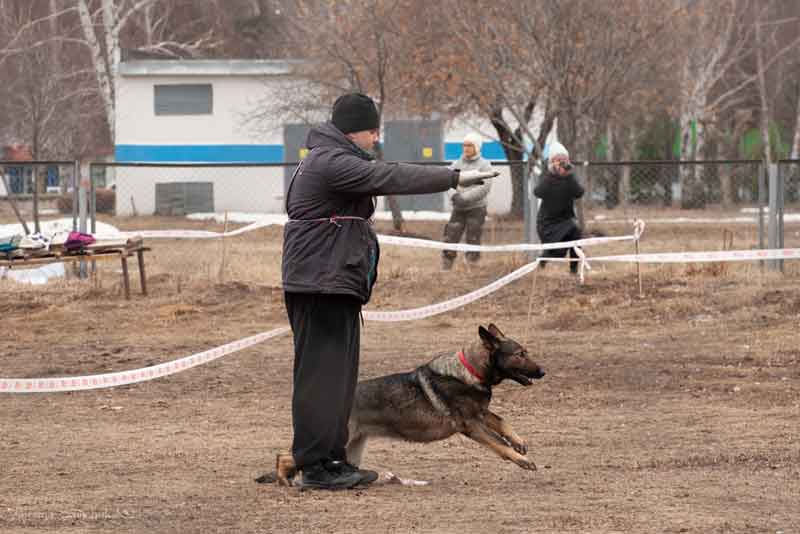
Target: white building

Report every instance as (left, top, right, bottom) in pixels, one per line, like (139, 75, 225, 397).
(114, 59, 514, 216)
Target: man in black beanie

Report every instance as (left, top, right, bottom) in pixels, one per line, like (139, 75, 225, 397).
(282, 93, 498, 490)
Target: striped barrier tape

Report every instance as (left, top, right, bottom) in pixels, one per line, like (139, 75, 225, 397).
(0, 326, 290, 393)
(591, 247, 800, 263)
(376, 233, 635, 252)
(93, 220, 276, 241)
(362, 260, 542, 321)
(1, 260, 545, 393)
(5, 242, 796, 394)
(97, 224, 643, 253)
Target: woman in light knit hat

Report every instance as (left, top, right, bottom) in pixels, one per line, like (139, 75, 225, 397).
(442, 132, 494, 270)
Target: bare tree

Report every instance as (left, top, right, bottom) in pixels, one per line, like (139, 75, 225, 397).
(671, 0, 800, 206)
(249, 0, 433, 230)
(428, 0, 678, 215)
(751, 3, 800, 166)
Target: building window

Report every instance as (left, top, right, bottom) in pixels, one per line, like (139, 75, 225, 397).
(90, 165, 107, 188)
(154, 84, 213, 116)
(46, 166, 60, 191)
(6, 166, 31, 194)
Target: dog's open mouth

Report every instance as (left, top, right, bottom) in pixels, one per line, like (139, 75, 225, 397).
(508, 369, 545, 386)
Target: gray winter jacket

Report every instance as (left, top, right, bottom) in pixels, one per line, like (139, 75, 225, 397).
(448, 156, 493, 210)
(282, 122, 458, 304)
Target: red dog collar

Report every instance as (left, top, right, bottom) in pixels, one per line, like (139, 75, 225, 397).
(458, 350, 484, 382)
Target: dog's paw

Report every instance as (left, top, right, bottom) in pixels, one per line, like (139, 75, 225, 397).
(515, 458, 537, 471)
(512, 441, 528, 455)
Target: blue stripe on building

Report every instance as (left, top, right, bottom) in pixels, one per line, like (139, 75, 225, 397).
(115, 144, 284, 163)
(444, 141, 506, 161)
(116, 141, 509, 163)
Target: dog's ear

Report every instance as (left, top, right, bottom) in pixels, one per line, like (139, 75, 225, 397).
(479, 326, 501, 350)
(487, 323, 505, 339)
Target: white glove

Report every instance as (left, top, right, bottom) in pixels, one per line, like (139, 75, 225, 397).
(458, 169, 500, 187)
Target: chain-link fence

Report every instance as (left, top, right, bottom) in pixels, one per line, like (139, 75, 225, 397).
(77, 159, 797, 287)
(1, 160, 80, 230)
(576, 160, 763, 211)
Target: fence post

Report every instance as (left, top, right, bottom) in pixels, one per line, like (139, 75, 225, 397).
(89, 163, 97, 235)
(767, 162, 779, 271)
(524, 159, 539, 262)
(78, 164, 89, 279)
(72, 160, 80, 231)
(32, 166, 40, 234)
(574, 162, 586, 232)
(757, 161, 766, 271)
(777, 162, 785, 272)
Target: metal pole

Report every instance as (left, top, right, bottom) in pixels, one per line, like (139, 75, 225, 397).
(72, 160, 79, 231)
(777, 162, 785, 272)
(525, 159, 540, 263)
(32, 166, 40, 234)
(89, 163, 96, 234)
(757, 161, 766, 270)
(635, 236, 643, 298)
(767, 162, 778, 271)
(88, 163, 97, 275)
(78, 164, 88, 279)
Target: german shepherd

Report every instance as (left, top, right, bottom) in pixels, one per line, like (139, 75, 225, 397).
(261, 324, 545, 486)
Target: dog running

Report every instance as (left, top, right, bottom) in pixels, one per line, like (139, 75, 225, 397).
(258, 323, 545, 487)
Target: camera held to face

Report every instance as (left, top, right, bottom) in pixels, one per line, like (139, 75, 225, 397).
(560, 161, 573, 172)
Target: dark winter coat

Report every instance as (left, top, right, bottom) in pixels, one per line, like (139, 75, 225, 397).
(282, 122, 458, 304)
(533, 170, 585, 243)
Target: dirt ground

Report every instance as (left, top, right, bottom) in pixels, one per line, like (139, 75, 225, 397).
(2, 214, 799, 533)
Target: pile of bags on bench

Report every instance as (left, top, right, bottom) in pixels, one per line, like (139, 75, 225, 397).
(0, 230, 136, 260)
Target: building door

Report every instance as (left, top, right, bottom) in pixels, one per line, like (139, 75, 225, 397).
(283, 123, 312, 210)
(383, 120, 444, 211)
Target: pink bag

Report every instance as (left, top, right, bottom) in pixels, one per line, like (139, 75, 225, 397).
(64, 231, 96, 251)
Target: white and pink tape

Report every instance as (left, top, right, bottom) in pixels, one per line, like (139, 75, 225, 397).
(5, 217, 798, 394)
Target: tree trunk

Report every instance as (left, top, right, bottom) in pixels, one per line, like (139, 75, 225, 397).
(792, 84, 800, 160)
(487, 98, 552, 218)
(620, 130, 633, 209)
(755, 21, 773, 170)
(32, 167, 41, 234)
(679, 108, 707, 208)
(577, 115, 593, 208)
(489, 109, 525, 218)
(78, 0, 116, 141)
(373, 142, 404, 231)
(720, 164, 734, 206)
(386, 196, 404, 232)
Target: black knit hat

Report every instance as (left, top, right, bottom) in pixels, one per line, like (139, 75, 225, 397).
(331, 93, 380, 134)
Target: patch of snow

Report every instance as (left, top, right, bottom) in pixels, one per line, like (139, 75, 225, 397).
(187, 210, 453, 225)
(1, 262, 66, 285)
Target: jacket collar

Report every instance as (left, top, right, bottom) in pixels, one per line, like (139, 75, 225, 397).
(306, 122, 375, 161)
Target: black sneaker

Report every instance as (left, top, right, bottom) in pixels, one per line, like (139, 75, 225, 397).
(325, 459, 378, 487)
(300, 461, 361, 490)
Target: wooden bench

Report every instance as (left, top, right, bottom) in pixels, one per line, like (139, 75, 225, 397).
(0, 244, 150, 300)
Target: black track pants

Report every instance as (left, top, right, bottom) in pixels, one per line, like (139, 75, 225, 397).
(284, 292, 361, 469)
